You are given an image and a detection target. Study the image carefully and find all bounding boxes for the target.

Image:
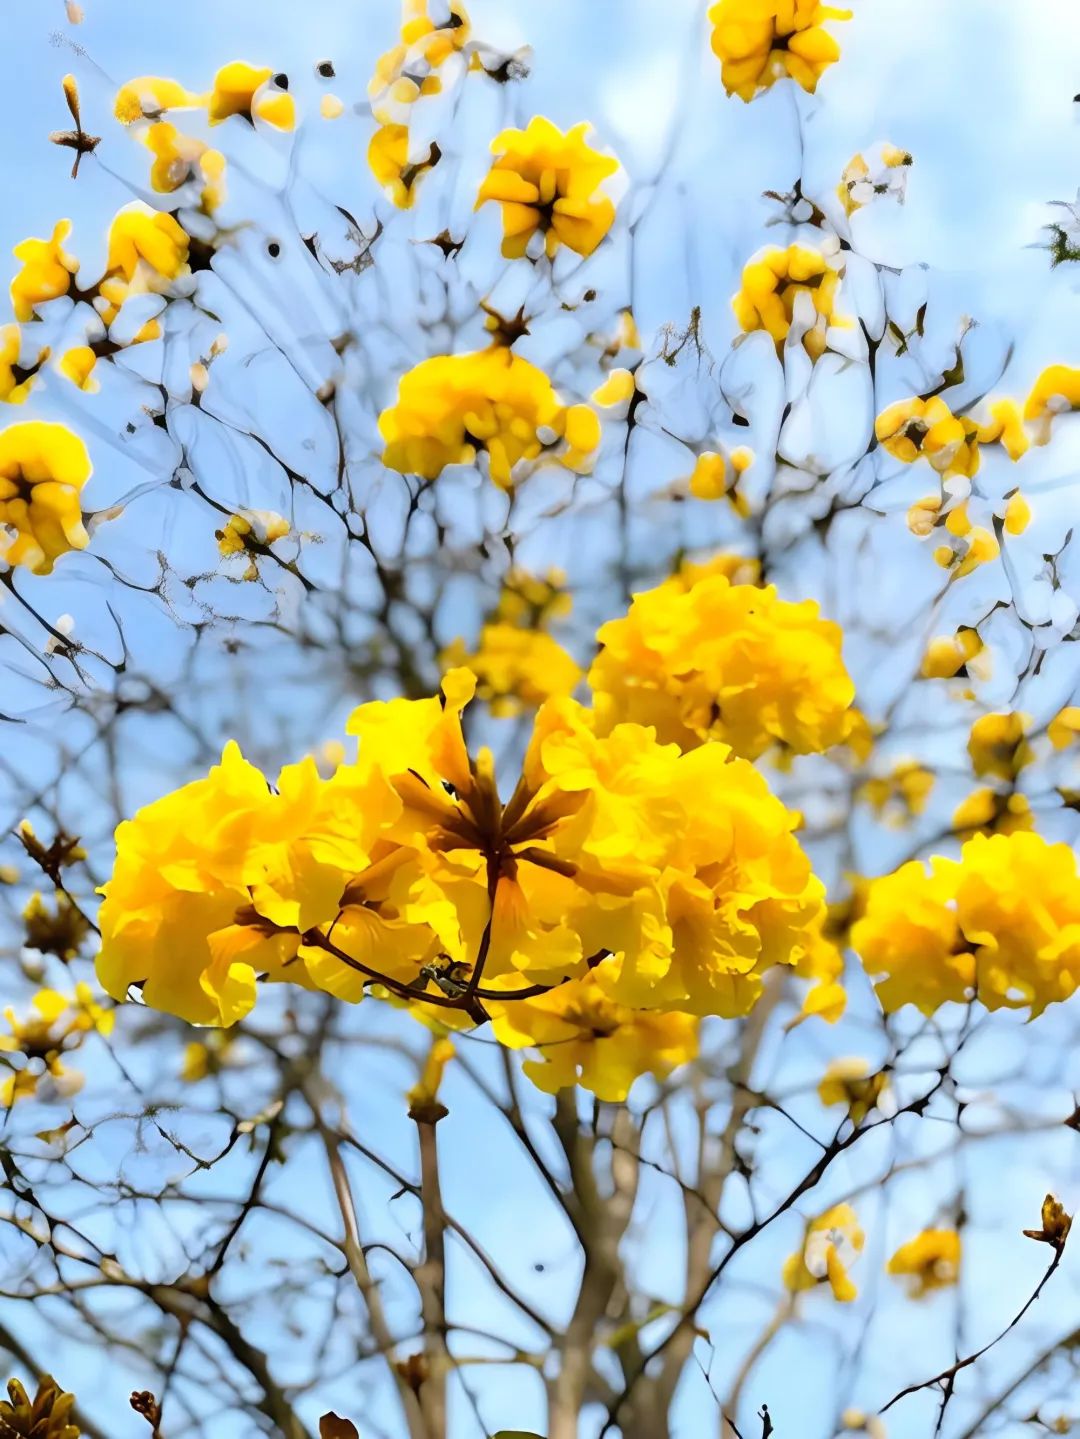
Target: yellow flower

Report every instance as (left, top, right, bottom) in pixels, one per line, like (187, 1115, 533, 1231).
(592, 367, 636, 408)
(114, 75, 202, 125)
(588, 566, 854, 760)
(217, 510, 291, 579)
(379, 347, 599, 488)
(407, 1035, 456, 1118)
(975, 399, 1029, 461)
(732, 244, 842, 360)
(23, 890, 90, 961)
(368, 123, 441, 208)
(967, 712, 1032, 781)
(858, 760, 934, 825)
(0, 324, 49, 404)
(876, 396, 980, 479)
(142, 123, 226, 211)
(490, 970, 698, 1101)
(1022, 1193, 1072, 1253)
(476, 116, 618, 260)
(920, 627, 983, 680)
(442, 624, 581, 716)
(1024, 364, 1080, 445)
(709, 0, 851, 101)
(0, 421, 92, 574)
(0, 984, 112, 1106)
(207, 62, 295, 129)
(887, 1229, 961, 1298)
(104, 204, 189, 290)
(854, 832, 1080, 1017)
(952, 788, 1033, 838)
(783, 1204, 864, 1301)
(10, 220, 79, 321)
(817, 1057, 887, 1124)
(181, 1029, 235, 1082)
(57, 346, 99, 393)
(1003, 490, 1031, 535)
(907, 494, 941, 537)
(1049, 706, 1080, 749)
(494, 567, 573, 626)
(370, 1, 471, 125)
(688, 447, 754, 514)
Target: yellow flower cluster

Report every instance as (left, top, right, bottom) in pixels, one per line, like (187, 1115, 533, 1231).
(114, 62, 295, 131)
(709, 0, 851, 101)
(0, 421, 92, 575)
(858, 760, 934, 826)
(142, 123, 226, 213)
(783, 1203, 863, 1302)
(817, 1057, 887, 1125)
(97, 669, 826, 1050)
(887, 1229, 961, 1298)
(0, 984, 112, 1106)
(920, 627, 984, 680)
(877, 396, 981, 480)
(1024, 364, 1080, 445)
(10, 221, 80, 322)
(732, 244, 843, 360)
(490, 971, 698, 1101)
(588, 561, 854, 760)
(477, 116, 619, 261)
(852, 831, 1080, 1016)
(368, 1, 472, 207)
(217, 510, 291, 581)
(378, 346, 600, 488)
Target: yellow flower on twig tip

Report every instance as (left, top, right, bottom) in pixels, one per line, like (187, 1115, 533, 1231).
(887, 1229, 961, 1297)
(709, 0, 851, 102)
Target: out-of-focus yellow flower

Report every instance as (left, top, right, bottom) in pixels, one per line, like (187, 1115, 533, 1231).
(907, 494, 941, 538)
(368, 123, 441, 208)
(854, 831, 1080, 1016)
(114, 75, 202, 125)
(783, 1204, 863, 1302)
(476, 116, 618, 260)
(1024, 364, 1080, 445)
(10, 221, 79, 322)
(933, 524, 1000, 579)
(142, 123, 226, 211)
(181, 1030, 236, 1082)
(407, 1035, 455, 1118)
(0, 420, 92, 574)
(921, 627, 984, 680)
(320, 94, 345, 120)
(23, 890, 90, 961)
(0, 984, 112, 1105)
(709, 0, 851, 101)
(379, 347, 599, 487)
(975, 399, 1029, 461)
(208, 62, 295, 129)
(858, 760, 934, 825)
(589, 565, 854, 760)
(817, 1057, 887, 1124)
(876, 396, 980, 479)
(1003, 490, 1031, 535)
(0, 325, 49, 404)
(952, 787, 1033, 838)
(1049, 706, 1080, 749)
(494, 567, 573, 626)
(442, 624, 581, 716)
(370, 0, 471, 125)
(733, 243, 842, 360)
(887, 1229, 961, 1297)
(104, 205, 189, 289)
(592, 367, 636, 408)
(968, 711, 1032, 781)
(490, 970, 698, 1101)
(688, 447, 754, 514)
(217, 510, 291, 579)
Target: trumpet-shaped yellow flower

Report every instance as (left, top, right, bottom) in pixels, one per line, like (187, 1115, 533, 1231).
(783, 1204, 863, 1302)
(476, 116, 618, 260)
(114, 75, 202, 125)
(854, 831, 1080, 1016)
(733, 244, 842, 360)
(104, 205, 189, 290)
(442, 624, 581, 716)
(368, 123, 441, 209)
(207, 62, 295, 129)
(379, 347, 599, 488)
(817, 1058, 887, 1125)
(1024, 364, 1080, 445)
(876, 396, 980, 479)
(589, 566, 854, 760)
(10, 221, 79, 322)
(887, 1229, 961, 1298)
(490, 970, 698, 1101)
(709, 0, 851, 101)
(0, 421, 91, 574)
